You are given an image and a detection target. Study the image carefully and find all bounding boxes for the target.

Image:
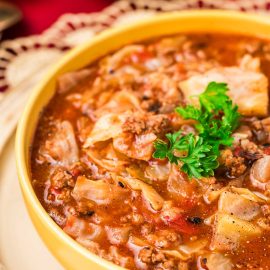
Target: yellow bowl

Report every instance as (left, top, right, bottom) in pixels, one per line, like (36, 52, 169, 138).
(16, 10, 270, 270)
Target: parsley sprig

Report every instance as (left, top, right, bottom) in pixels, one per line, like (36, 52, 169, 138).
(176, 82, 240, 153)
(153, 132, 218, 178)
(153, 82, 240, 179)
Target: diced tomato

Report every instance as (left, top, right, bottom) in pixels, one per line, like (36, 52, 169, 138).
(65, 215, 75, 228)
(47, 186, 62, 202)
(130, 50, 153, 63)
(50, 187, 61, 195)
(69, 167, 81, 178)
(233, 146, 243, 157)
(162, 214, 199, 235)
(264, 147, 270, 155)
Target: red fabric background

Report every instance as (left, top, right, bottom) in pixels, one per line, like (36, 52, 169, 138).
(5, 0, 115, 39)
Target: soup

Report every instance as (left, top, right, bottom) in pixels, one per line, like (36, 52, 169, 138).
(31, 34, 270, 269)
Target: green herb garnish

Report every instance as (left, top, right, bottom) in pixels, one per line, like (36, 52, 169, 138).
(153, 81, 240, 179)
(153, 132, 218, 178)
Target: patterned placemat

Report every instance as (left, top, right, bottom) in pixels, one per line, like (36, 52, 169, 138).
(0, 0, 270, 154)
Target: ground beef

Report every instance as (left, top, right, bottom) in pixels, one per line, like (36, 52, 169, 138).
(131, 213, 145, 225)
(123, 116, 146, 135)
(240, 139, 263, 160)
(155, 260, 176, 270)
(147, 115, 171, 134)
(219, 149, 247, 178)
(123, 113, 171, 135)
(139, 247, 156, 264)
(152, 252, 167, 264)
(47, 186, 72, 204)
(120, 212, 144, 225)
(142, 99, 162, 113)
(76, 200, 95, 216)
(55, 188, 73, 203)
(141, 223, 154, 236)
(146, 230, 182, 249)
(50, 167, 75, 189)
(138, 247, 177, 270)
(262, 205, 270, 217)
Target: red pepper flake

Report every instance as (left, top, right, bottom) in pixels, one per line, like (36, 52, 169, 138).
(233, 146, 242, 157)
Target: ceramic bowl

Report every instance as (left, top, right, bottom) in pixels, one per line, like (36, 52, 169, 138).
(15, 10, 270, 270)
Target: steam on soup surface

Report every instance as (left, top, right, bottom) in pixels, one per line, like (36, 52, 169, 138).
(31, 34, 270, 269)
